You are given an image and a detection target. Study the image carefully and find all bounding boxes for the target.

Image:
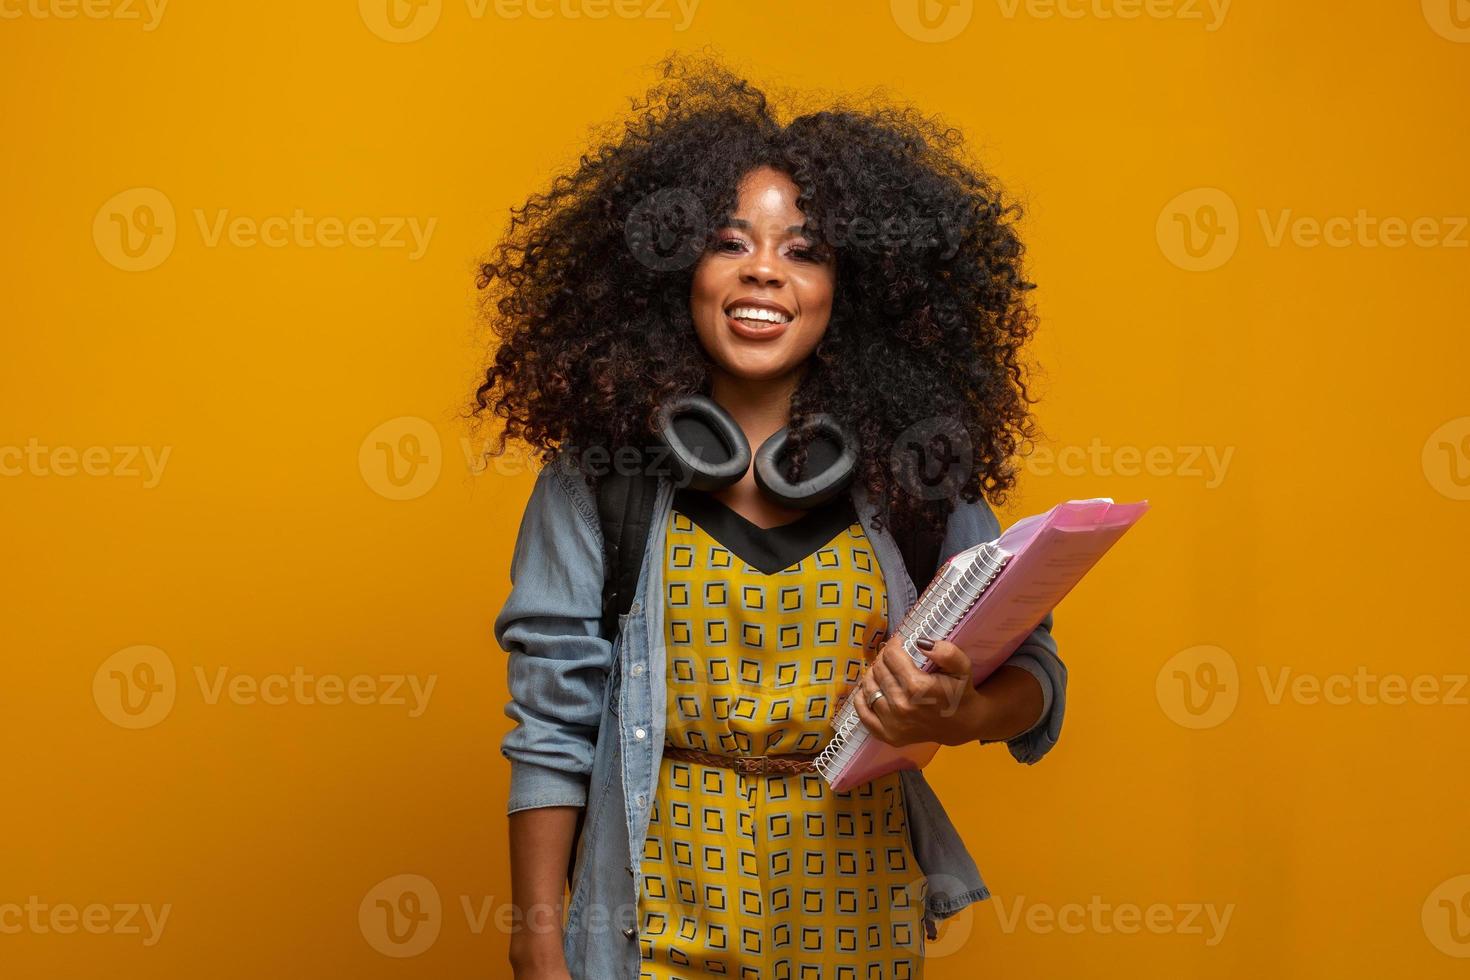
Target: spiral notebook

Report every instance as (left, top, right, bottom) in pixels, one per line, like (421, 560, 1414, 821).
(813, 497, 1150, 791)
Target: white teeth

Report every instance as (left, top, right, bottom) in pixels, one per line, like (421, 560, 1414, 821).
(727, 305, 793, 324)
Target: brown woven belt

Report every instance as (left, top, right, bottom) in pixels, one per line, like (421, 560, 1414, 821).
(661, 745, 821, 775)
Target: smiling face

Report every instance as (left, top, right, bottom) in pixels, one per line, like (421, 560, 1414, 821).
(690, 166, 837, 390)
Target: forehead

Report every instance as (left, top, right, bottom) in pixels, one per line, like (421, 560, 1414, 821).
(727, 168, 806, 227)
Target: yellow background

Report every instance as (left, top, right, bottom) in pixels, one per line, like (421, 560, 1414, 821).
(3, 1, 1467, 977)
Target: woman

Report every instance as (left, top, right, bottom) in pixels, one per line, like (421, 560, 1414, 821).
(475, 53, 1066, 980)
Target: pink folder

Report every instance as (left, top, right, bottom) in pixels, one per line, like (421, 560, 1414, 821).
(813, 497, 1150, 791)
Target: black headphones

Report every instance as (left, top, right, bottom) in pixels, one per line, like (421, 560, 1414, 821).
(652, 393, 859, 510)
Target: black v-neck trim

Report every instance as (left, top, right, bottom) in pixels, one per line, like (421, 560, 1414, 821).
(671, 486, 860, 575)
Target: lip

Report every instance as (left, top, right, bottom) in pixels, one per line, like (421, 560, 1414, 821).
(724, 296, 794, 341)
(725, 310, 790, 341)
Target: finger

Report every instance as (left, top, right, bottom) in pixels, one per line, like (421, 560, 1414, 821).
(918, 637, 974, 681)
(870, 650, 907, 707)
(870, 643, 905, 696)
(852, 676, 895, 745)
(852, 661, 881, 713)
(884, 635, 927, 687)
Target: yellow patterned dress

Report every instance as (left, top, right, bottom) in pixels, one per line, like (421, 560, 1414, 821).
(636, 486, 928, 980)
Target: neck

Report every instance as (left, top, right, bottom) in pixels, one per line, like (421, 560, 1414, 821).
(707, 365, 806, 443)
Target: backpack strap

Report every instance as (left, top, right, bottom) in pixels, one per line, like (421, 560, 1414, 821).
(897, 520, 944, 597)
(594, 450, 660, 641)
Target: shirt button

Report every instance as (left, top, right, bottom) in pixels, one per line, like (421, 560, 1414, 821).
(622, 926, 637, 939)
(636, 794, 647, 807)
(634, 728, 646, 739)
(631, 663, 645, 677)
(628, 601, 641, 616)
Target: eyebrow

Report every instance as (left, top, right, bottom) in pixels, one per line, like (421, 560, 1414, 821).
(724, 217, 810, 236)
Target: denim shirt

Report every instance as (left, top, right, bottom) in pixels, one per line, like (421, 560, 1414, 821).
(494, 451, 1067, 979)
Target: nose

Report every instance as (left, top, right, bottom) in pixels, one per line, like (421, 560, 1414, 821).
(738, 243, 785, 288)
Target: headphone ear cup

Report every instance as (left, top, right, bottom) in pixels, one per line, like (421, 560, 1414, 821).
(653, 393, 752, 492)
(752, 414, 859, 510)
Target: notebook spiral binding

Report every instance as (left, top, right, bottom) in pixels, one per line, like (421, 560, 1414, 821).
(813, 543, 1011, 783)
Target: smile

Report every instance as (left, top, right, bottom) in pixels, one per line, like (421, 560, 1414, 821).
(724, 301, 794, 341)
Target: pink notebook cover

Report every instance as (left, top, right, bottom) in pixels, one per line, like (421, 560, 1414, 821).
(814, 497, 1149, 791)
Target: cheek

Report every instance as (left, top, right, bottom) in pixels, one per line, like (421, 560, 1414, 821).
(796, 268, 836, 315)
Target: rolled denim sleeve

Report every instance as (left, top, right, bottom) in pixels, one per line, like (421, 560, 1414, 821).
(940, 495, 1068, 765)
(493, 454, 614, 815)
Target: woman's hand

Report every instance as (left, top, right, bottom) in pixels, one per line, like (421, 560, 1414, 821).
(851, 634, 1045, 747)
(851, 634, 981, 747)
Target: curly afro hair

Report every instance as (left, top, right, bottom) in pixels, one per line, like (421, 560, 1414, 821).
(471, 50, 1044, 543)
